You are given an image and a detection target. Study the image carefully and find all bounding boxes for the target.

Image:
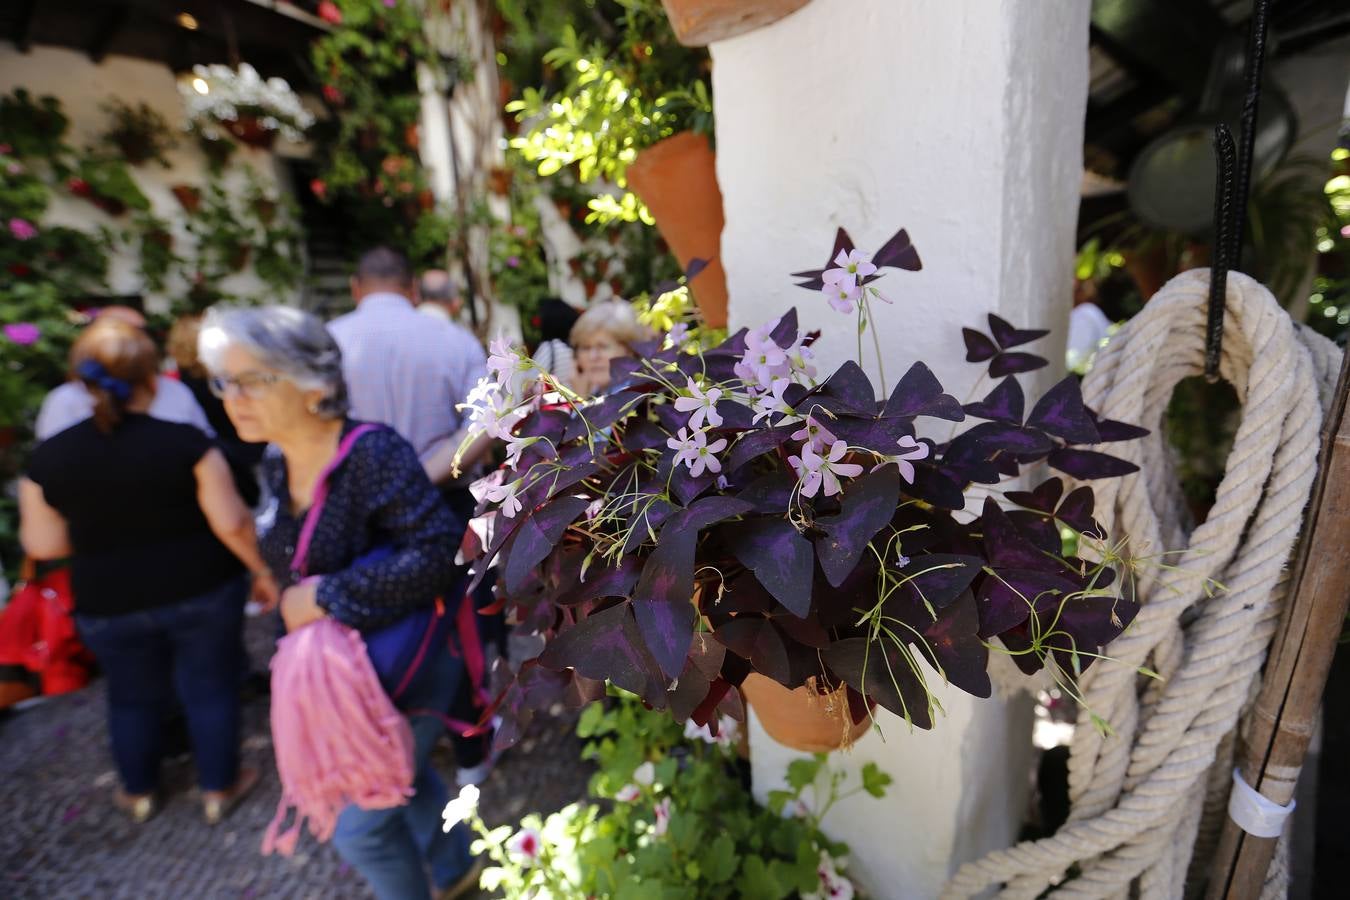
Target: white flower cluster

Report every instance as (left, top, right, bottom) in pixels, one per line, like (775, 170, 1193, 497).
(179, 63, 315, 143)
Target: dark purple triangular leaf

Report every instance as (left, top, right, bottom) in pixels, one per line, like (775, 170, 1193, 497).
(814, 361, 877, 416)
(726, 519, 815, 617)
(502, 497, 591, 595)
(981, 497, 1056, 571)
(896, 553, 984, 611)
(815, 467, 900, 587)
(727, 426, 795, 472)
(821, 637, 933, 728)
(1091, 414, 1150, 443)
(769, 308, 800, 348)
(916, 592, 990, 697)
(1006, 477, 1064, 514)
(714, 617, 791, 684)
(632, 535, 696, 681)
(1007, 510, 1061, 555)
(1048, 448, 1139, 480)
(735, 471, 796, 514)
(963, 328, 998, 363)
(961, 421, 1054, 457)
(871, 227, 922, 271)
(987, 314, 1049, 350)
(1026, 376, 1100, 444)
(539, 603, 667, 704)
(884, 361, 960, 422)
(974, 568, 1076, 637)
(564, 555, 644, 606)
(1055, 486, 1100, 535)
(964, 376, 1025, 425)
(905, 464, 966, 509)
(685, 257, 710, 281)
(564, 392, 643, 442)
(989, 352, 1048, 378)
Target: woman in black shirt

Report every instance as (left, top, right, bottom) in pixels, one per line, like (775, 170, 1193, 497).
(20, 319, 277, 824)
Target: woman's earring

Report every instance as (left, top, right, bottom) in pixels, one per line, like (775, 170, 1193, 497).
(307, 402, 320, 415)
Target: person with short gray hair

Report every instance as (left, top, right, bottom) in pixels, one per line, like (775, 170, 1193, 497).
(198, 303, 482, 899)
(417, 268, 463, 323)
(199, 306, 349, 420)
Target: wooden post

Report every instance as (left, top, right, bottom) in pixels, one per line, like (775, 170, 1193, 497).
(1206, 348, 1350, 899)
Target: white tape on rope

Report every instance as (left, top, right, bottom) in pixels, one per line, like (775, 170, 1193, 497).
(1227, 769, 1295, 839)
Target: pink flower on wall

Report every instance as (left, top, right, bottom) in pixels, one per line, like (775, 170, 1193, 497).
(4, 323, 41, 345)
(8, 218, 38, 240)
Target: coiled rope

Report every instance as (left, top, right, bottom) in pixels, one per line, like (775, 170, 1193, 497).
(942, 270, 1342, 900)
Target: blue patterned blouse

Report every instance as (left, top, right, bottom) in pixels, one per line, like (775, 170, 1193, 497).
(257, 421, 464, 630)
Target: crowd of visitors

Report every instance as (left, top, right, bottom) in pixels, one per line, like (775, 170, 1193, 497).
(9, 245, 655, 899)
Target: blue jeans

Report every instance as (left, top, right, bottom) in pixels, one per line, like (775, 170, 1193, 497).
(332, 644, 476, 900)
(75, 575, 248, 794)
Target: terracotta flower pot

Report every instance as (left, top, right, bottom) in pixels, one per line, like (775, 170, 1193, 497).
(171, 184, 201, 214)
(254, 199, 277, 225)
(740, 673, 873, 753)
(225, 116, 276, 150)
(228, 245, 252, 272)
(659, 0, 813, 46)
(417, 189, 436, 212)
(625, 131, 729, 328)
(488, 165, 513, 196)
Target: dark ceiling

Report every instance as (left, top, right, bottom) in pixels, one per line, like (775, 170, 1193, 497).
(1086, 0, 1350, 179)
(0, 0, 330, 88)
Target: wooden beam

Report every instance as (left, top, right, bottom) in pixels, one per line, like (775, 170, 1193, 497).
(13, 0, 40, 53)
(1206, 348, 1350, 898)
(87, 3, 132, 64)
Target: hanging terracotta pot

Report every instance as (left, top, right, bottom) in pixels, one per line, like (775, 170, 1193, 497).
(740, 673, 873, 753)
(404, 123, 420, 151)
(224, 116, 276, 150)
(171, 184, 201, 214)
(228, 244, 252, 272)
(625, 131, 729, 328)
(659, 0, 813, 46)
(417, 189, 436, 212)
(488, 165, 513, 196)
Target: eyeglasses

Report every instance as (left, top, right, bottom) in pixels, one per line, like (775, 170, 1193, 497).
(208, 371, 281, 399)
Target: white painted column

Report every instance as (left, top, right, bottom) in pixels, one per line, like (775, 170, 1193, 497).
(710, 1, 1091, 896)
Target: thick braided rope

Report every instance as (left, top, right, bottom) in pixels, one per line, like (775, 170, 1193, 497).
(942, 271, 1340, 900)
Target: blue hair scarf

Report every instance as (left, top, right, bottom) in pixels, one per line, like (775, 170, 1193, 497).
(75, 359, 133, 402)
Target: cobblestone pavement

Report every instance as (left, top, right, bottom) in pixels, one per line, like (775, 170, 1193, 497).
(0, 617, 590, 899)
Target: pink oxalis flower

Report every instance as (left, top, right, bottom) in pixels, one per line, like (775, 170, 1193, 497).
(667, 428, 727, 478)
(615, 784, 641, 802)
(791, 439, 863, 498)
(873, 435, 930, 483)
(673, 377, 724, 430)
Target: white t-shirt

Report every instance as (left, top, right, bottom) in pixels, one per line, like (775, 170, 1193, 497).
(35, 376, 213, 441)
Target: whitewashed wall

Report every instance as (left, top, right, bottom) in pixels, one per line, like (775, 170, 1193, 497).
(0, 43, 304, 312)
(711, 0, 1091, 895)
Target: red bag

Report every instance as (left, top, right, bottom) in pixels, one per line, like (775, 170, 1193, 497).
(0, 563, 95, 704)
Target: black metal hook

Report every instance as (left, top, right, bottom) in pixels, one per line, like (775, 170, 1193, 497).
(1205, 0, 1272, 382)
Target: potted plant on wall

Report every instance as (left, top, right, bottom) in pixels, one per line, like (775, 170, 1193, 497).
(179, 63, 315, 150)
(506, 2, 727, 325)
(456, 226, 1149, 753)
(99, 99, 177, 167)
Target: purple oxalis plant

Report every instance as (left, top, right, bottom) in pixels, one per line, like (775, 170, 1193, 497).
(458, 226, 1146, 749)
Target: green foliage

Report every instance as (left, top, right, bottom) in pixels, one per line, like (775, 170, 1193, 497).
(0, 89, 69, 160)
(465, 693, 883, 899)
(503, 0, 711, 225)
(309, 0, 450, 267)
(134, 213, 178, 293)
(99, 98, 177, 168)
(74, 156, 151, 215)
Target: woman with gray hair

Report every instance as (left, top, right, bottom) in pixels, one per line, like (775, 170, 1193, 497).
(198, 306, 481, 900)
